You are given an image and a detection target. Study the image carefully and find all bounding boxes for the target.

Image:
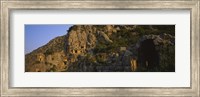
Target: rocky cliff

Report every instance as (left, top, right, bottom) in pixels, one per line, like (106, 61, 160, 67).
(25, 25, 175, 72)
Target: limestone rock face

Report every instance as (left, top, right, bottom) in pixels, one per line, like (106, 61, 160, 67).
(136, 34, 175, 48)
(99, 31, 113, 43)
(25, 35, 68, 72)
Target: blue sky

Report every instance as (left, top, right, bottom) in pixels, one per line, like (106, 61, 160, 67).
(25, 24, 72, 54)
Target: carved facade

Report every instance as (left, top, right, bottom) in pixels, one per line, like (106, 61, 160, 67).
(37, 53, 45, 62)
(67, 25, 97, 55)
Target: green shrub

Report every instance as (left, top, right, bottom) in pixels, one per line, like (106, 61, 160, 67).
(44, 49, 53, 55)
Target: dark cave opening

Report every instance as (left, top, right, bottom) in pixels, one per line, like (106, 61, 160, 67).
(138, 39, 159, 71)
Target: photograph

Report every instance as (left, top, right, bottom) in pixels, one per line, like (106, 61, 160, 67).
(25, 25, 175, 72)
(1, 0, 199, 96)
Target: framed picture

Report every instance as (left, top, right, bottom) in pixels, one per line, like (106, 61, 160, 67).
(1, 0, 199, 96)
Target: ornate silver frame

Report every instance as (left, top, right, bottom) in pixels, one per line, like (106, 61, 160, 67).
(1, 0, 199, 96)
